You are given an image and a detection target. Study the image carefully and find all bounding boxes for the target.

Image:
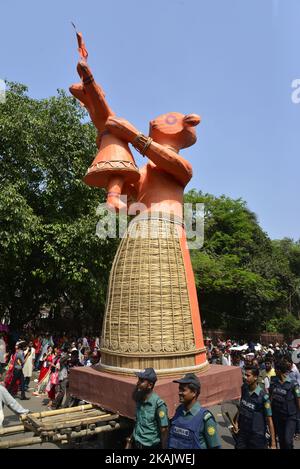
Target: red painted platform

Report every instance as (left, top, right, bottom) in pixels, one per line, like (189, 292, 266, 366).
(69, 365, 242, 419)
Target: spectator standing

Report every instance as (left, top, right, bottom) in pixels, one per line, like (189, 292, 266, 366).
(0, 333, 6, 378)
(82, 349, 92, 367)
(33, 345, 55, 395)
(23, 341, 35, 391)
(212, 348, 229, 366)
(82, 335, 89, 348)
(52, 346, 70, 409)
(262, 358, 276, 393)
(7, 341, 29, 400)
(95, 336, 100, 349)
(33, 335, 42, 370)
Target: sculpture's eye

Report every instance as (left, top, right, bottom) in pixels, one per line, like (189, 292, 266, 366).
(165, 114, 177, 125)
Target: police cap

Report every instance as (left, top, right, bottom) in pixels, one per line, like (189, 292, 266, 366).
(173, 373, 200, 390)
(135, 367, 157, 383)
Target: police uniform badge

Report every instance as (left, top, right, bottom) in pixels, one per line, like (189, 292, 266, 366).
(207, 426, 216, 436)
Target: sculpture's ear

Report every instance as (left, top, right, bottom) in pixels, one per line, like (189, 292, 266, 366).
(183, 114, 201, 127)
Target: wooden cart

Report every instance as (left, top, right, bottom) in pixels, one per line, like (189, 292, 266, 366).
(0, 404, 122, 449)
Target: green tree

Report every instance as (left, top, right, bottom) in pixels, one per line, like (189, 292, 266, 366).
(184, 190, 299, 333)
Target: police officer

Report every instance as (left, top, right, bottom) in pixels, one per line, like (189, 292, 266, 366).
(235, 366, 276, 449)
(269, 359, 300, 449)
(126, 368, 169, 449)
(168, 373, 221, 449)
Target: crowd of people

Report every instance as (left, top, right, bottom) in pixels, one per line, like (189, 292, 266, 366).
(205, 336, 300, 386)
(1, 330, 300, 449)
(205, 336, 298, 368)
(0, 332, 101, 409)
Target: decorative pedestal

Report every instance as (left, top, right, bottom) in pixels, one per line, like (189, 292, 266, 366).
(69, 365, 242, 419)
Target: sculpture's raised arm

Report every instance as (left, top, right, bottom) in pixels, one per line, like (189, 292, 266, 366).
(70, 61, 114, 137)
(69, 27, 114, 135)
(69, 31, 140, 210)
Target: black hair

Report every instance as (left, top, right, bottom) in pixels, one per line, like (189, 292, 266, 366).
(244, 365, 259, 377)
(283, 355, 292, 364)
(264, 355, 273, 363)
(186, 382, 201, 397)
(274, 359, 289, 374)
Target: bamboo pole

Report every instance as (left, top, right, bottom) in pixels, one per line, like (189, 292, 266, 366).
(38, 409, 104, 424)
(0, 422, 122, 449)
(0, 436, 42, 449)
(20, 404, 93, 420)
(36, 413, 118, 432)
(0, 424, 25, 436)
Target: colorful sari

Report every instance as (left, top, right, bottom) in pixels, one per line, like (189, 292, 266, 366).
(46, 355, 60, 401)
(4, 353, 19, 395)
(34, 354, 54, 394)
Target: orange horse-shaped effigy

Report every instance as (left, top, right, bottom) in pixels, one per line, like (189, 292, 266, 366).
(70, 31, 208, 376)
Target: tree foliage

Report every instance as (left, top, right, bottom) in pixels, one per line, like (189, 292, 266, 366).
(185, 190, 300, 333)
(0, 82, 118, 331)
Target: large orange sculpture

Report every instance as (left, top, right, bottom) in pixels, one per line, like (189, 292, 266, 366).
(70, 32, 208, 376)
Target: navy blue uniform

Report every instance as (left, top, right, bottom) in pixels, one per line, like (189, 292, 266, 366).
(168, 402, 221, 449)
(269, 375, 300, 449)
(236, 384, 271, 449)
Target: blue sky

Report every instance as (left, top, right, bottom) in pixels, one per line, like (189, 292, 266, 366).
(1, 0, 299, 241)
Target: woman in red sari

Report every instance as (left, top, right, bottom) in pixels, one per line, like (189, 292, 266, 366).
(4, 345, 19, 396)
(46, 348, 61, 407)
(33, 346, 54, 395)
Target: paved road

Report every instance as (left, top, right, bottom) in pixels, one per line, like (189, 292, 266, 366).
(1, 375, 299, 449)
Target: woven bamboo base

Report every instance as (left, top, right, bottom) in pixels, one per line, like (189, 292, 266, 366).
(101, 212, 204, 370)
(100, 347, 208, 377)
